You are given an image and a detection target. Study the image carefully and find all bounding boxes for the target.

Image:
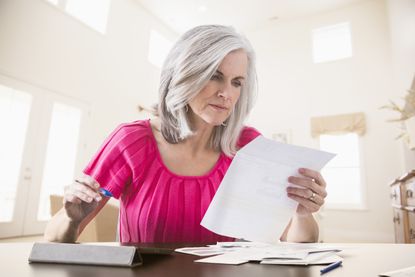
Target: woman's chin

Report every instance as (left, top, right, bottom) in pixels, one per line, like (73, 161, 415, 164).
(196, 113, 229, 127)
(204, 119, 227, 127)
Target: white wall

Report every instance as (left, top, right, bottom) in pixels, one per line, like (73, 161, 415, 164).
(386, 0, 415, 171)
(246, 0, 402, 242)
(0, 0, 177, 168)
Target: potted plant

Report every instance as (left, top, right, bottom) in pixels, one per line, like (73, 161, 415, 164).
(381, 76, 415, 149)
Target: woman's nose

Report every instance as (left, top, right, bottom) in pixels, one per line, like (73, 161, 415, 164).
(217, 83, 233, 101)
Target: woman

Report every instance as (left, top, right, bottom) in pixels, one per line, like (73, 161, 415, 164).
(44, 25, 327, 244)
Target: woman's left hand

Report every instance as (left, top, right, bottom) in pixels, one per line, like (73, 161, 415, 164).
(286, 168, 327, 215)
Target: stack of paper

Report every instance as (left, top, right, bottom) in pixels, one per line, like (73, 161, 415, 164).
(175, 242, 343, 266)
(260, 251, 342, 265)
(175, 242, 270, 257)
(175, 247, 231, 257)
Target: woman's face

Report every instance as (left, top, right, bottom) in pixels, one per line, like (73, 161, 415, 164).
(188, 49, 248, 126)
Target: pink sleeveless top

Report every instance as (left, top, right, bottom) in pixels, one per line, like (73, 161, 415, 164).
(83, 119, 261, 243)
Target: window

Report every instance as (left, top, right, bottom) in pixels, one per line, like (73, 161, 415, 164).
(45, 0, 112, 34)
(319, 133, 364, 209)
(148, 29, 174, 68)
(312, 22, 353, 63)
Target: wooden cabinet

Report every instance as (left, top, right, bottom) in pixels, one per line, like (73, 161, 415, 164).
(405, 180, 415, 206)
(392, 207, 408, 243)
(407, 207, 415, 243)
(390, 170, 415, 243)
(390, 182, 403, 206)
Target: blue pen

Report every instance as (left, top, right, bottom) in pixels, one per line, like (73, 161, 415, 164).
(98, 188, 113, 197)
(320, 261, 342, 274)
(75, 179, 113, 198)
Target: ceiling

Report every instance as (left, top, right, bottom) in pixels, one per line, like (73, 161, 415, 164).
(135, 0, 367, 34)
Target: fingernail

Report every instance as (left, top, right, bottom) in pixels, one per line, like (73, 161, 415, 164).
(288, 176, 293, 182)
(299, 168, 305, 173)
(95, 196, 102, 202)
(87, 197, 92, 202)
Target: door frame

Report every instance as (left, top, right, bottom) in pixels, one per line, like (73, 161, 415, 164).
(0, 73, 90, 238)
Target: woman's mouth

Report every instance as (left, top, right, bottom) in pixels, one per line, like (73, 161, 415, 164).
(209, 104, 228, 111)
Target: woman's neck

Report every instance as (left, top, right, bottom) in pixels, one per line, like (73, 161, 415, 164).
(185, 114, 216, 156)
(152, 115, 217, 156)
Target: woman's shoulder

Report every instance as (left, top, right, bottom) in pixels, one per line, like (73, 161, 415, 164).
(107, 119, 153, 148)
(237, 125, 262, 149)
(115, 119, 150, 131)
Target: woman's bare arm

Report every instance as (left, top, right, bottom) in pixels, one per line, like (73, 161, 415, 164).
(43, 176, 110, 243)
(44, 197, 109, 242)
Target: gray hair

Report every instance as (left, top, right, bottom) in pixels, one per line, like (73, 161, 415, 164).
(158, 25, 257, 156)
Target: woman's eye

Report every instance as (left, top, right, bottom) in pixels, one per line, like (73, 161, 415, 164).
(232, 80, 242, 87)
(211, 74, 221, 81)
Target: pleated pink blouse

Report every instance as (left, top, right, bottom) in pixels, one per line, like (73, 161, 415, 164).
(83, 119, 261, 243)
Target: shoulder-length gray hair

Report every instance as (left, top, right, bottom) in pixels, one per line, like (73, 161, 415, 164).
(158, 25, 257, 157)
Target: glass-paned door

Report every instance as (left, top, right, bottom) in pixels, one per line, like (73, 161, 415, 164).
(0, 84, 32, 237)
(37, 103, 82, 221)
(0, 75, 88, 238)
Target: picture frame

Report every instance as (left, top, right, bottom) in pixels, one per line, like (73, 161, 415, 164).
(271, 130, 292, 144)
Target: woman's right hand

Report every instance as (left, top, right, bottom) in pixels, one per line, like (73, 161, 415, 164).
(63, 175, 102, 223)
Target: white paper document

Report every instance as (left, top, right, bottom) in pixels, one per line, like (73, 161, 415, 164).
(194, 250, 251, 265)
(194, 246, 342, 265)
(260, 251, 343, 265)
(187, 242, 344, 265)
(201, 136, 335, 243)
(175, 247, 229, 257)
(379, 266, 415, 277)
